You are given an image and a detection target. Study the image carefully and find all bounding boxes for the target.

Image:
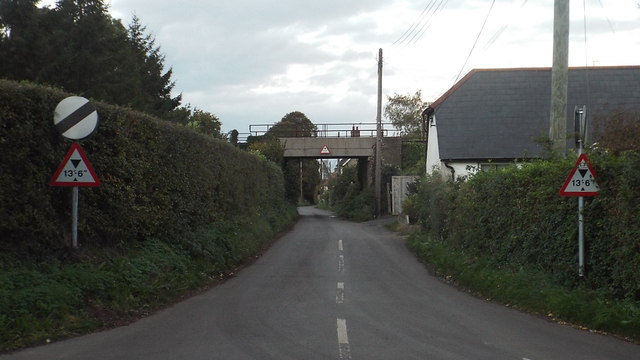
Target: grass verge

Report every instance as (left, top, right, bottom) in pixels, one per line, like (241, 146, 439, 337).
(0, 208, 297, 352)
(406, 231, 640, 343)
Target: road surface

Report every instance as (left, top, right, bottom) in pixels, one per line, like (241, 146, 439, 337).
(2, 206, 638, 359)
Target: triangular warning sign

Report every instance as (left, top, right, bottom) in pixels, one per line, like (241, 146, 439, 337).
(559, 153, 599, 197)
(320, 145, 331, 155)
(50, 143, 100, 187)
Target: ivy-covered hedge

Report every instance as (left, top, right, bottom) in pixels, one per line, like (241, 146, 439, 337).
(404, 153, 640, 301)
(0, 79, 292, 257)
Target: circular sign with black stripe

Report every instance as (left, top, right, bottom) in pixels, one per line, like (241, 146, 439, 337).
(53, 96, 99, 140)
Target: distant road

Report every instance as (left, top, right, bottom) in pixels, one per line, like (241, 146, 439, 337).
(3, 206, 639, 359)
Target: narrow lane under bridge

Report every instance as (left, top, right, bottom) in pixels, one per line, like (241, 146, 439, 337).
(248, 123, 405, 190)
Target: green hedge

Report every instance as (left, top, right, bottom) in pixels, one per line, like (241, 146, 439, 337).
(404, 153, 640, 301)
(0, 79, 297, 350)
(0, 79, 291, 257)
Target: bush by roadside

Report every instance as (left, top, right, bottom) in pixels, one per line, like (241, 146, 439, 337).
(0, 80, 297, 351)
(403, 152, 640, 341)
(407, 232, 640, 341)
(0, 211, 297, 351)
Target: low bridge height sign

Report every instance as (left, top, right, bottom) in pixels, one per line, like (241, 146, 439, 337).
(559, 153, 599, 196)
(559, 152, 599, 277)
(50, 143, 100, 187)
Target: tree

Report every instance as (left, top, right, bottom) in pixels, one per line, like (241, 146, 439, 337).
(384, 90, 427, 137)
(44, 0, 129, 100)
(593, 110, 640, 154)
(165, 104, 223, 138)
(229, 129, 239, 146)
(125, 15, 181, 116)
(248, 137, 285, 164)
(187, 108, 222, 138)
(266, 111, 318, 138)
(0, 0, 57, 81)
(0, 0, 181, 117)
(163, 105, 192, 126)
(260, 111, 321, 204)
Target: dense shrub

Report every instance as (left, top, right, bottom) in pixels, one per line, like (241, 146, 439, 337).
(584, 151, 640, 299)
(325, 166, 374, 221)
(406, 232, 640, 340)
(403, 173, 456, 240)
(0, 79, 290, 256)
(405, 153, 640, 301)
(323, 163, 400, 221)
(0, 80, 297, 350)
(593, 110, 640, 154)
(401, 141, 425, 175)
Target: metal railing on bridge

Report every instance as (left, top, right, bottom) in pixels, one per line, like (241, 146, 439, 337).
(246, 122, 401, 140)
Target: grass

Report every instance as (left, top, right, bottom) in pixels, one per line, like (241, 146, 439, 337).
(406, 231, 640, 343)
(0, 209, 297, 352)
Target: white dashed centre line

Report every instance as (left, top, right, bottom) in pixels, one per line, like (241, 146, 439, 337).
(337, 239, 350, 358)
(337, 318, 352, 360)
(336, 282, 344, 304)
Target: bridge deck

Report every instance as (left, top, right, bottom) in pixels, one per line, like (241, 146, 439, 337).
(280, 137, 377, 158)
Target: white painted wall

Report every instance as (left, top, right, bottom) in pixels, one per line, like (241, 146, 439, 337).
(425, 115, 473, 181)
(439, 162, 473, 181)
(425, 115, 441, 175)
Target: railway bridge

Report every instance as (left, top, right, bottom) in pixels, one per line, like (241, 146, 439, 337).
(246, 122, 404, 189)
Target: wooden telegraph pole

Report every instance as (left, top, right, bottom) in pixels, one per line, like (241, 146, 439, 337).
(549, 0, 570, 156)
(375, 48, 383, 217)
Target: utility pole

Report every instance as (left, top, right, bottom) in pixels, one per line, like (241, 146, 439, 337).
(299, 159, 303, 204)
(549, 0, 570, 156)
(375, 48, 383, 218)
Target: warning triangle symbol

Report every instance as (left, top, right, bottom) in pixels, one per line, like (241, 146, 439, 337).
(559, 154, 599, 197)
(320, 145, 331, 155)
(50, 143, 100, 187)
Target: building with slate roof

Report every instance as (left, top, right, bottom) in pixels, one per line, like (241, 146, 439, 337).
(423, 66, 640, 180)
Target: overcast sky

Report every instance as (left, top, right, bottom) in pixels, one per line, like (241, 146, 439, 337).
(40, 0, 640, 135)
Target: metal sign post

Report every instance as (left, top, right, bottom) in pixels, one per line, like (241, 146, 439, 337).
(72, 186, 79, 248)
(50, 142, 100, 247)
(577, 106, 585, 277)
(51, 96, 100, 248)
(560, 106, 599, 276)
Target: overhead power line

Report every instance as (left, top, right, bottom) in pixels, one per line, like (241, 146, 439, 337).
(483, 0, 528, 51)
(405, 0, 449, 46)
(391, 0, 436, 46)
(391, 0, 448, 48)
(454, 0, 496, 83)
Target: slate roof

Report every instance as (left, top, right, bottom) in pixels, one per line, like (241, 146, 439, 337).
(431, 66, 640, 161)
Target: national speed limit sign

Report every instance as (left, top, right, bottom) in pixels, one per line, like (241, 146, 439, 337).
(53, 96, 99, 140)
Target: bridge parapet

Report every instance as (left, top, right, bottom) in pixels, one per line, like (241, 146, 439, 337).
(280, 137, 376, 158)
(249, 122, 400, 139)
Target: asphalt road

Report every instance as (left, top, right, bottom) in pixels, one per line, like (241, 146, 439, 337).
(3, 206, 639, 359)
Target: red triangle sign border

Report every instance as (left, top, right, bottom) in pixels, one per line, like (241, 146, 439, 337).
(50, 142, 101, 187)
(559, 153, 598, 197)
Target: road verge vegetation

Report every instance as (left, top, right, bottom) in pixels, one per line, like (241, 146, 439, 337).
(402, 153, 640, 342)
(0, 80, 297, 351)
(321, 165, 400, 221)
